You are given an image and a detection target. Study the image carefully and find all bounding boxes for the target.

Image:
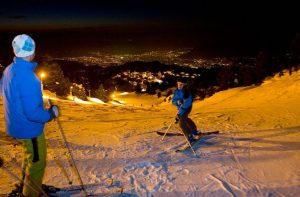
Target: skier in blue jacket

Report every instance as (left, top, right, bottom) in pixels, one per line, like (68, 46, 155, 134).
(172, 78, 199, 143)
(0, 34, 59, 197)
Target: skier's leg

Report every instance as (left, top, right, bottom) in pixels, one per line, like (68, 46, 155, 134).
(179, 115, 195, 143)
(187, 117, 197, 131)
(186, 117, 199, 135)
(180, 110, 199, 135)
(180, 111, 198, 135)
(179, 115, 191, 137)
(11, 150, 28, 194)
(21, 132, 47, 197)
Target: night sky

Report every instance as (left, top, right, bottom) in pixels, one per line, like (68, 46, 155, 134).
(0, 0, 299, 59)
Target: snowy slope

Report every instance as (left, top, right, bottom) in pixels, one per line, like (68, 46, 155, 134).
(1, 70, 300, 196)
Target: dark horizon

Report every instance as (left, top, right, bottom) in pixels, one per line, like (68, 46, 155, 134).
(1, 0, 299, 64)
(0, 1, 298, 30)
(0, 28, 297, 59)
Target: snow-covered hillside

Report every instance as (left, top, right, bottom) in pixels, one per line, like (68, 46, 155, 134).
(1, 70, 300, 196)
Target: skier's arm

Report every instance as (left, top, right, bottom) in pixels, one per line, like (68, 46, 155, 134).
(178, 93, 192, 116)
(172, 90, 180, 108)
(19, 74, 52, 123)
(181, 94, 192, 110)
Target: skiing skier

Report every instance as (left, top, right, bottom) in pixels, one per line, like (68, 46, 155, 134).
(0, 34, 59, 197)
(172, 78, 199, 143)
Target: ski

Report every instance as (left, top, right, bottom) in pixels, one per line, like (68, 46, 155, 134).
(157, 130, 220, 137)
(0, 180, 123, 197)
(175, 131, 220, 153)
(156, 131, 183, 136)
(46, 181, 123, 197)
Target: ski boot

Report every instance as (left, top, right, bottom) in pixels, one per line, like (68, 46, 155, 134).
(42, 184, 61, 194)
(191, 130, 201, 136)
(8, 182, 24, 197)
(188, 134, 196, 144)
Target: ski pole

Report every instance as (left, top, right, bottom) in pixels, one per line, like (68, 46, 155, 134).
(161, 120, 175, 141)
(48, 99, 88, 197)
(46, 128, 74, 185)
(179, 129, 197, 156)
(53, 155, 73, 185)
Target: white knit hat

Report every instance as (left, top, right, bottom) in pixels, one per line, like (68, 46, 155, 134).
(12, 34, 36, 58)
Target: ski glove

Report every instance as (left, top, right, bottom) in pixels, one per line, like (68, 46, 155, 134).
(49, 105, 59, 120)
(177, 100, 183, 106)
(175, 114, 180, 124)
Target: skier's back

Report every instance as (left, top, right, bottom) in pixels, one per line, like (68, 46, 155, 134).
(0, 34, 59, 197)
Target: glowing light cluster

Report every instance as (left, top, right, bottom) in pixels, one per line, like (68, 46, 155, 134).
(88, 97, 106, 104)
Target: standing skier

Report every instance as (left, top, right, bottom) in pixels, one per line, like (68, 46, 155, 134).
(0, 34, 59, 197)
(172, 78, 199, 143)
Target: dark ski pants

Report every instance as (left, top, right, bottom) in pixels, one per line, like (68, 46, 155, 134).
(18, 132, 47, 197)
(179, 113, 197, 137)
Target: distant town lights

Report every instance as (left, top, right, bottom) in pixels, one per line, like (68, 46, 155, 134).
(155, 79, 163, 84)
(70, 86, 73, 96)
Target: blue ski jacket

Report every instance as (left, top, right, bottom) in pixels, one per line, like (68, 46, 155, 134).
(172, 88, 193, 116)
(0, 57, 51, 139)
